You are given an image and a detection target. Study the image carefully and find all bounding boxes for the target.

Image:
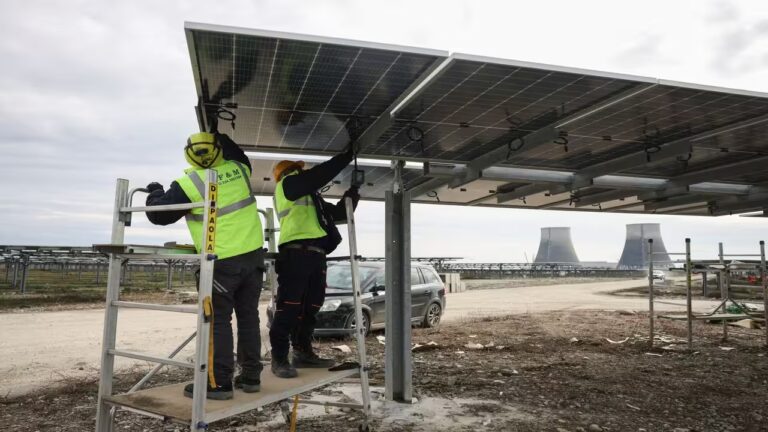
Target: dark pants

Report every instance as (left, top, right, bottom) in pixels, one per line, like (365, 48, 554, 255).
(269, 248, 327, 359)
(208, 249, 264, 385)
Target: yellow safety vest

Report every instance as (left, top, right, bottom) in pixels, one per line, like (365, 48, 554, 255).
(177, 160, 263, 259)
(274, 171, 327, 245)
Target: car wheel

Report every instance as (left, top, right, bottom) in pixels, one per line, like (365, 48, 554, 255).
(422, 302, 442, 328)
(347, 311, 371, 337)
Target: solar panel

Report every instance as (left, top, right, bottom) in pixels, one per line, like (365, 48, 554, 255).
(368, 53, 651, 162)
(189, 23, 768, 216)
(186, 23, 447, 155)
(513, 82, 768, 174)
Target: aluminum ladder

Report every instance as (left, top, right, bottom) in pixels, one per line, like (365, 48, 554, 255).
(94, 174, 371, 431)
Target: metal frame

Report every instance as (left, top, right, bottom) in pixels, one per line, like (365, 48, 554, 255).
(185, 22, 446, 58)
(650, 239, 768, 350)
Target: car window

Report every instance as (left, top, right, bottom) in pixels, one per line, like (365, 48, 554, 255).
(420, 267, 442, 285)
(326, 265, 379, 290)
(411, 268, 422, 284)
(373, 272, 385, 288)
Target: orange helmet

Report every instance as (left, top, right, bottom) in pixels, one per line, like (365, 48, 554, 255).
(273, 160, 305, 181)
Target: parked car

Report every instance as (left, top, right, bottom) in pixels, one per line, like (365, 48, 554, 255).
(267, 262, 446, 337)
(652, 270, 666, 282)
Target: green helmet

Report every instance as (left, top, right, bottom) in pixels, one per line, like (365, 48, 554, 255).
(185, 132, 223, 169)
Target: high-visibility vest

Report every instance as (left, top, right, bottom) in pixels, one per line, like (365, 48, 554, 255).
(176, 160, 263, 259)
(274, 171, 326, 245)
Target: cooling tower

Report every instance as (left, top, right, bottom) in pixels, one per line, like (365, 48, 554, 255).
(534, 227, 580, 263)
(617, 223, 671, 269)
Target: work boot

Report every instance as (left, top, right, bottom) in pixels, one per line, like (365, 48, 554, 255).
(292, 349, 336, 369)
(271, 356, 298, 378)
(183, 382, 233, 400)
(234, 372, 261, 393)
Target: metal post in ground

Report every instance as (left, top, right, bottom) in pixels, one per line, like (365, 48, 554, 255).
(760, 240, 767, 348)
(685, 238, 693, 351)
(718, 242, 728, 341)
(4, 259, 9, 283)
(96, 262, 102, 285)
(701, 271, 708, 297)
(180, 263, 186, 285)
(12, 258, 20, 289)
(384, 185, 412, 402)
(647, 239, 654, 348)
(21, 255, 31, 294)
(165, 260, 173, 290)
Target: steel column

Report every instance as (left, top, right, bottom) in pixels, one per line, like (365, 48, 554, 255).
(760, 241, 767, 347)
(384, 189, 412, 402)
(647, 239, 654, 348)
(166, 260, 173, 290)
(20, 255, 29, 294)
(685, 238, 693, 350)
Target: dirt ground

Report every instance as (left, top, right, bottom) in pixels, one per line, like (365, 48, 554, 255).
(2, 310, 766, 432)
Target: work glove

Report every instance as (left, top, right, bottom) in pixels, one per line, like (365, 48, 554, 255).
(215, 132, 235, 148)
(145, 182, 165, 196)
(343, 140, 359, 158)
(146, 182, 164, 193)
(344, 186, 361, 208)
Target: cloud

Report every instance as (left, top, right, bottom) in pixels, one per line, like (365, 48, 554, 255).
(613, 34, 666, 69)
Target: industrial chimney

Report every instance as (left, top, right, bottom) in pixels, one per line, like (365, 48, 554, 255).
(534, 227, 580, 263)
(617, 223, 671, 269)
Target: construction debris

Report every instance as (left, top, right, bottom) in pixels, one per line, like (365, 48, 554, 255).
(332, 345, 351, 353)
(605, 337, 629, 344)
(728, 319, 759, 329)
(412, 341, 439, 352)
(464, 342, 484, 350)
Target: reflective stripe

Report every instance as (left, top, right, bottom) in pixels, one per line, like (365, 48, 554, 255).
(275, 196, 311, 220)
(187, 171, 206, 198)
(185, 196, 255, 222)
(231, 161, 253, 195)
(219, 195, 255, 215)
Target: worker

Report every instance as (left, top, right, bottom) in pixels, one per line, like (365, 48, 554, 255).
(270, 145, 360, 378)
(145, 132, 264, 400)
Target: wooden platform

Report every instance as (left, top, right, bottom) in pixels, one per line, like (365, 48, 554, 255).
(105, 368, 359, 424)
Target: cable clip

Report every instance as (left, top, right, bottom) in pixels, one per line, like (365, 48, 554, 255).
(553, 131, 569, 152)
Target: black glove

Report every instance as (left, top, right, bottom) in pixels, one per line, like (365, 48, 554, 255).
(344, 140, 359, 157)
(146, 182, 164, 193)
(215, 132, 235, 148)
(344, 186, 361, 205)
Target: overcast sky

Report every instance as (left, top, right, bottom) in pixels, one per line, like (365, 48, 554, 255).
(1, 0, 768, 262)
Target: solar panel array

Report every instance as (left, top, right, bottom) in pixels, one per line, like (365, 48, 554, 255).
(186, 23, 768, 216)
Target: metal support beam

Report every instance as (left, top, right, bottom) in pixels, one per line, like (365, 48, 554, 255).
(384, 189, 412, 402)
(644, 195, 711, 211)
(358, 56, 452, 152)
(709, 192, 768, 215)
(406, 177, 448, 199)
(496, 184, 551, 204)
(573, 190, 639, 208)
(674, 155, 768, 185)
